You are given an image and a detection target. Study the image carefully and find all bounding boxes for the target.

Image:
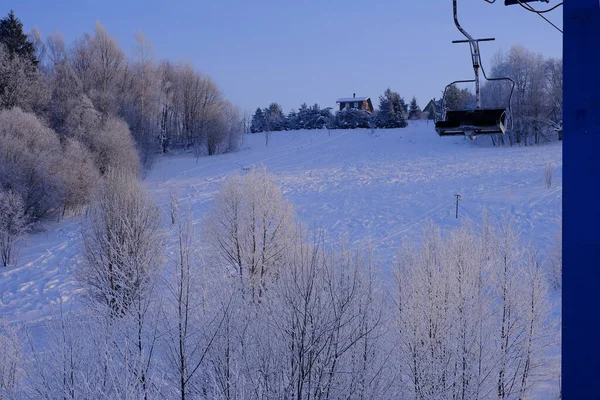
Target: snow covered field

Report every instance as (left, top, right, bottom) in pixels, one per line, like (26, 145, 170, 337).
(1, 120, 562, 327)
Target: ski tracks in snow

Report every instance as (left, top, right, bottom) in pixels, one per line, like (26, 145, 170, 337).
(2, 122, 563, 326)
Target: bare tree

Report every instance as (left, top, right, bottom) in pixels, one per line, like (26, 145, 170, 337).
(120, 31, 161, 167)
(88, 21, 126, 116)
(0, 190, 29, 267)
(29, 26, 46, 69)
(46, 31, 67, 66)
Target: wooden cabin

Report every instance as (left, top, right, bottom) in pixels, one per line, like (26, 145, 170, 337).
(336, 93, 374, 114)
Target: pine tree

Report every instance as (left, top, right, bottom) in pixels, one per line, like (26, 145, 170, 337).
(266, 102, 285, 131)
(443, 84, 474, 110)
(0, 10, 37, 66)
(375, 88, 408, 128)
(250, 107, 265, 133)
(399, 96, 408, 117)
(297, 103, 310, 129)
(408, 96, 422, 120)
(286, 109, 298, 130)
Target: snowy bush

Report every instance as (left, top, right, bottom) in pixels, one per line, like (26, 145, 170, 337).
(87, 117, 141, 177)
(334, 108, 371, 129)
(0, 107, 64, 221)
(59, 138, 101, 216)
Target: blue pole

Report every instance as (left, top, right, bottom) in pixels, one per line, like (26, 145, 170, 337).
(563, 1, 600, 397)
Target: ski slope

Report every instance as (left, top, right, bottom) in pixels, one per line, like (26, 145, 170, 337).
(0, 120, 562, 326)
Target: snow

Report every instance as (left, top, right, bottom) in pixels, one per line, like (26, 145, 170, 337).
(1, 120, 562, 327)
(336, 96, 369, 102)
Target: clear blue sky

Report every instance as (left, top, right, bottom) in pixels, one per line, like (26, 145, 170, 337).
(10, 0, 562, 115)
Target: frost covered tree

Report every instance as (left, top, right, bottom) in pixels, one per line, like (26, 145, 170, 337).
(76, 172, 165, 398)
(260, 238, 389, 399)
(161, 193, 232, 399)
(59, 138, 101, 216)
(120, 31, 161, 166)
(0, 41, 48, 113)
(204, 166, 296, 300)
(0, 108, 64, 221)
(46, 50, 85, 135)
(483, 45, 563, 146)
(392, 217, 558, 400)
(0, 319, 24, 397)
(78, 171, 164, 316)
(0, 190, 29, 267)
(87, 116, 141, 176)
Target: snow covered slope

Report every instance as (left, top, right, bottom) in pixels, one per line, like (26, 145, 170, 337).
(1, 120, 562, 326)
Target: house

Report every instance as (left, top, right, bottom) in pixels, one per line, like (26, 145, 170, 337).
(336, 93, 374, 114)
(422, 98, 439, 119)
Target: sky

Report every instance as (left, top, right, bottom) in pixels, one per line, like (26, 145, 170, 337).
(9, 0, 562, 115)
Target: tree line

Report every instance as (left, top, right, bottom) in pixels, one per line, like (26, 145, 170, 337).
(0, 167, 561, 399)
(0, 10, 243, 265)
(250, 90, 424, 133)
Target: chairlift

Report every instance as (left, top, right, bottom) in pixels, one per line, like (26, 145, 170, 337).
(435, 0, 515, 140)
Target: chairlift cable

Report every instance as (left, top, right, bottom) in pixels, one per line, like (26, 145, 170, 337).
(516, 0, 563, 33)
(516, 1, 563, 14)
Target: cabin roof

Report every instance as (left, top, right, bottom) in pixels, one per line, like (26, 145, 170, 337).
(336, 96, 369, 103)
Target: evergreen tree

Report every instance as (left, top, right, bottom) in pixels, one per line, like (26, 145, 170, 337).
(265, 102, 285, 131)
(0, 10, 37, 66)
(286, 109, 298, 130)
(250, 107, 265, 133)
(443, 84, 474, 110)
(375, 88, 408, 128)
(334, 108, 370, 129)
(297, 103, 310, 129)
(319, 106, 334, 129)
(408, 96, 422, 120)
(399, 96, 408, 117)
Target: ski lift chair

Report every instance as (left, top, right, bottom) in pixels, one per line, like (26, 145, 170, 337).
(435, 0, 515, 140)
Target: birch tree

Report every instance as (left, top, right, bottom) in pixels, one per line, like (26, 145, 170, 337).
(392, 217, 558, 400)
(204, 166, 296, 300)
(77, 170, 163, 316)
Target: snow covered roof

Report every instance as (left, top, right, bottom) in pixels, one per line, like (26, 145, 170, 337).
(336, 96, 369, 103)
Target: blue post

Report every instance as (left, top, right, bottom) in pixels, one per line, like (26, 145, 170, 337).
(563, 0, 600, 397)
